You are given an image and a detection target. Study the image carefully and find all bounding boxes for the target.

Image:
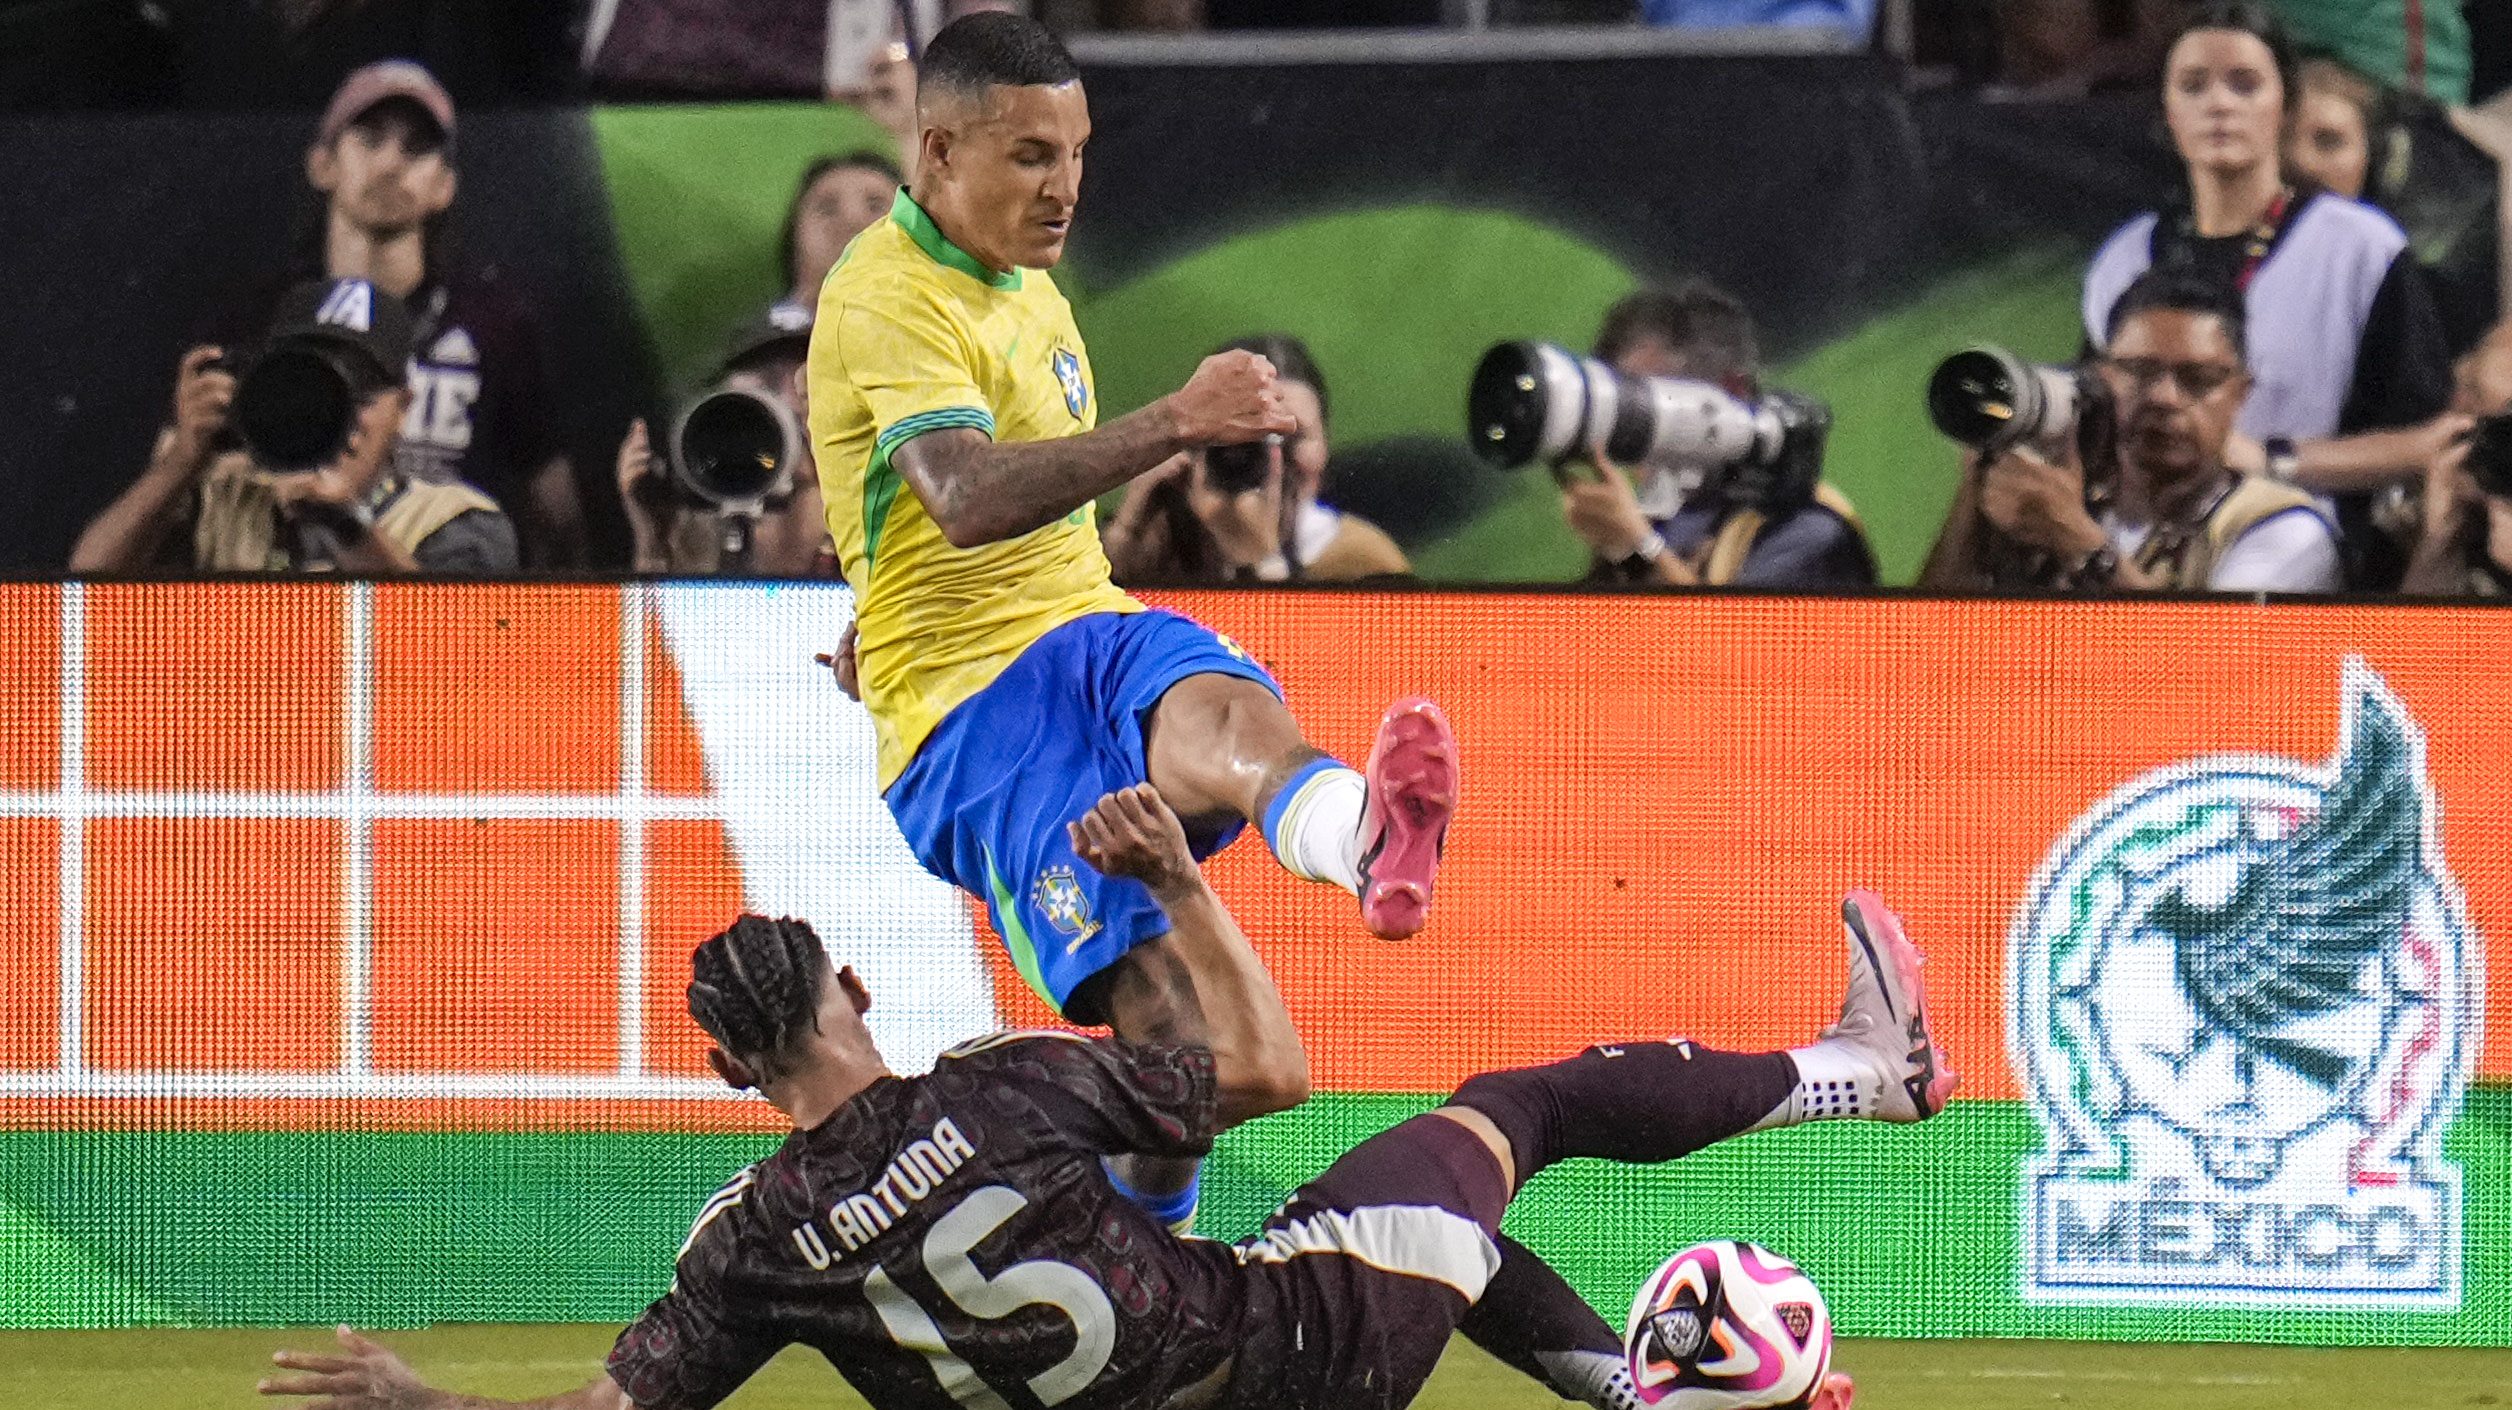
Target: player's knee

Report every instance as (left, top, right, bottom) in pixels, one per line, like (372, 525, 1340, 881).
(1450, 1068, 1555, 1176)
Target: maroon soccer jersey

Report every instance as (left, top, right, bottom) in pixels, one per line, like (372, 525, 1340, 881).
(606, 1033, 1255, 1410)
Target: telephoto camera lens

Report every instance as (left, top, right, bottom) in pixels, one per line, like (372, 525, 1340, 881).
(232, 344, 366, 472)
(671, 386, 803, 506)
(1467, 341, 1787, 472)
(1925, 347, 2085, 454)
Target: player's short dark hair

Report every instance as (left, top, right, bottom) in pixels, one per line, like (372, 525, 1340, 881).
(780, 149, 903, 290)
(919, 12, 1080, 106)
(688, 914, 832, 1083)
(1213, 333, 1329, 428)
(2106, 268, 2250, 360)
(2170, 0, 2300, 111)
(1593, 281, 1761, 389)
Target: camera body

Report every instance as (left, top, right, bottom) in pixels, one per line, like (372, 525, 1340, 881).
(1466, 340, 1831, 517)
(1202, 435, 1280, 495)
(2468, 413, 2512, 501)
(668, 383, 806, 509)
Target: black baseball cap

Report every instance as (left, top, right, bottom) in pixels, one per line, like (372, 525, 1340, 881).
(717, 299, 815, 379)
(264, 277, 414, 390)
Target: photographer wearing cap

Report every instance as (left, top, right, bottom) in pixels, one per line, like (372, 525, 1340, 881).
(1562, 284, 1874, 589)
(1103, 334, 1408, 583)
(194, 60, 580, 565)
(2403, 322, 2512, 596)
(1925, 270, 2339, 593)
(70, 279, 517, 575)
(618, 303, 829, 576)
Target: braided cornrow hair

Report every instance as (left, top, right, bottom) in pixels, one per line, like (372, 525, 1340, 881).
(687, 914, 833, 1083)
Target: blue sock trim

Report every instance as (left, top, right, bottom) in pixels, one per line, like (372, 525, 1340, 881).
(1260, 755, 1349, 859)
(1100, 1157, 1201, 1227)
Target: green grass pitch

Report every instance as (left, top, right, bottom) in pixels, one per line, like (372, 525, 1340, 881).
(7, 1327, 2509, 1410)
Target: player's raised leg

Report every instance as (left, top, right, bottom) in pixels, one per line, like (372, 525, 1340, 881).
(1440, 890, 1958, 1195)
(1235, 891, 1954, 1410)
(1144, 673, 1458, 940)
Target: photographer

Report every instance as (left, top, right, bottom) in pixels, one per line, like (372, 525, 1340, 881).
(1102, 334, 1407, 583)
(201, 61, 580, 565)
(619, 305, 829, 576)
(2082, 4, 2455, 588)
(1563, 284, 1875, 588)
(2403, 322, 2512, 596)
(71, 279, 518, 575)
(1923, 271, 2339, 593)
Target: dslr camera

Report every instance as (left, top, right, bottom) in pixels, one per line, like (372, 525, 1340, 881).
(1466, 341, 1830, 515)
(1925, 346, 2111, 459)
(227, 278, 415, 473)
(666, 382, 806, 509)
(2467, 414, 2512, 501)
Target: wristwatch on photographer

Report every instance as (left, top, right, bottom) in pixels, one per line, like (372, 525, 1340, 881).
(1617, 529, 1671, 577)
(2061, 544, 2121, 590)
(2262, 436, 2300, 484)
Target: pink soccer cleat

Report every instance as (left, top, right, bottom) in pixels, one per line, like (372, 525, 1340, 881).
(1830, 891, 1960, 1120)
(1355, 697, 1457, 940)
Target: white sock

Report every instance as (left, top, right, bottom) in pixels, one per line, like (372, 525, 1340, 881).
(1750, 1040, 1879, 1131)
(1268, 765, 1365, 893)
(1535, 1350, 1644, 1410)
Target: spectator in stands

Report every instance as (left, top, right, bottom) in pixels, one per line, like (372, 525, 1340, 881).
(202, 60, 581, 565)
(1926, 272, 2339, 593)
(1640, 0, 1876, 35)
(71, 279, 518, 575)
(1103, 335, 1408, 583)
(2084, 1, 2456, 587)
(2403, 321, 2512, 595)
(619, 306, 829, 576)
(1561, 284, 1875, 589)
(2287, 57, 2393, 202)
(783, 151, 902, 314)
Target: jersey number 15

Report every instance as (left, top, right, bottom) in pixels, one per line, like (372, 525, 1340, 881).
(863, 1184, 1117, 1408)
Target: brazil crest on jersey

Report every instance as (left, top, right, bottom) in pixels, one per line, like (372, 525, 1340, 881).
(810, 189, 1139, 785)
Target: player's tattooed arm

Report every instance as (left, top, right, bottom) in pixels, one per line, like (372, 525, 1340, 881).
(258, 1326, 637, 1410)
(1071, 785, 1310, 1125)
(893, 350, 1297, 548)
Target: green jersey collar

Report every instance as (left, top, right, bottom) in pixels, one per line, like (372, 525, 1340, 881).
(890, 189, 1022, 291)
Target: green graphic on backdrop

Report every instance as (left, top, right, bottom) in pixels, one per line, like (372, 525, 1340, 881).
(5, 1092, 2505, 1340)
(587, 105, 2092, 583)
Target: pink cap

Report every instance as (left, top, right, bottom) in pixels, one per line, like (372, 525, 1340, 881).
(317, 60, 455, 149)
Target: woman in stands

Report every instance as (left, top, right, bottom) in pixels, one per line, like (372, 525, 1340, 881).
(2083, 1, 2461, 587)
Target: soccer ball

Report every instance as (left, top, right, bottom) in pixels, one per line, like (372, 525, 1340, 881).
(1623, 1240, 1842, 1409)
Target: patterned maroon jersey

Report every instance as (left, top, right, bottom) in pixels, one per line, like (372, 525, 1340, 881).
(606, 1032, 1252, 1410)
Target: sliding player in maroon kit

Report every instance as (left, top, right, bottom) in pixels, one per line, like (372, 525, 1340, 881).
(260, 784, 1953, 1410)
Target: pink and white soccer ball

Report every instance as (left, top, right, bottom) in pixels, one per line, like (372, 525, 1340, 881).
(1623, 1240, 1851, 1410)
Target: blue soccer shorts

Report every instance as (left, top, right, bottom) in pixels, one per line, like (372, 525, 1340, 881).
(884, 609, 1280, 1021)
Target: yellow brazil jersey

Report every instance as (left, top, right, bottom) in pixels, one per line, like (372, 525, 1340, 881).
(812, 189, 1140, 785)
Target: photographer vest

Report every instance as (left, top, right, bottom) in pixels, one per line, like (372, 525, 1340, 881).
(195, 460, 500, 571)
(1698, 481, 1865, 586)
(2118, 474, 2327, 591)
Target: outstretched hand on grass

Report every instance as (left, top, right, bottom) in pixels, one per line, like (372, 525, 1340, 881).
(258, 1326, 430, 1408)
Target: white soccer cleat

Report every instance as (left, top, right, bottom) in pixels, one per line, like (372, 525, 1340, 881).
(1810, 891, 1958, 1123)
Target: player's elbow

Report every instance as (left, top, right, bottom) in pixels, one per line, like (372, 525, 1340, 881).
(1240, 1040, 1313, 1119)
(934, 508, 1007, 550)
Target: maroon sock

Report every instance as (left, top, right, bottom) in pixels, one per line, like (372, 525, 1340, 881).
(1452, 1041, 1797, 1176)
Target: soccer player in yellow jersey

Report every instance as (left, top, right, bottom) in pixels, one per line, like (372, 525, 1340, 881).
(809, 13, 1457, 1230)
